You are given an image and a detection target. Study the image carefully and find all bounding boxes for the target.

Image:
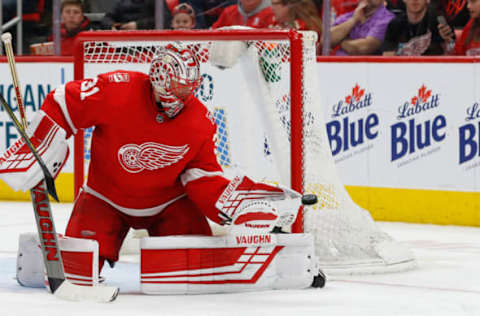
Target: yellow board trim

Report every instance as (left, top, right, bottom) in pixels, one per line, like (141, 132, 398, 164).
(346, 186, 480, 227)
(0, 173, 75, 202)
(1, 175, 479, 226)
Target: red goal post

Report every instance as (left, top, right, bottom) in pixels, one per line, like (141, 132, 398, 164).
(73, 30, 416, 274)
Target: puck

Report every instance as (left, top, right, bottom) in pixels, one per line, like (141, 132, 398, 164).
(301, 194, 318, 205)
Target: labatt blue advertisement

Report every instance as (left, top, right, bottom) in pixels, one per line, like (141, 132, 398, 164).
(317, 61, 479, 226)
(326, 84, 379, 163)
(391, 85, 446, 166)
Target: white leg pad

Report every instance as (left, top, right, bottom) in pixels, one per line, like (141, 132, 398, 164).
(140, 233, 317, 294)
(16, 233, 45, 287)
(16, 232, 99, 288)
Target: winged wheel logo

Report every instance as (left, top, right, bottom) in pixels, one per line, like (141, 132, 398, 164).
(118, 142, 189, 173)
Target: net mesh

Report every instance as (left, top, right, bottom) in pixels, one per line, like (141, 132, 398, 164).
(78, 31, 415, 274)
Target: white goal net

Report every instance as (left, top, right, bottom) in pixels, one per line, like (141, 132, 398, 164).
(73, 30, 416, 275)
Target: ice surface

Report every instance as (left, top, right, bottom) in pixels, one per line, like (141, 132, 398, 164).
(0, 201, 479, 316)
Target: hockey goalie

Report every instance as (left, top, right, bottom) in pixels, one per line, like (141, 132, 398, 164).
(0, 43, 324, 294)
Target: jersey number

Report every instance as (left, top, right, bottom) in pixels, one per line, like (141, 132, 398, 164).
(80, 78, 100, 101)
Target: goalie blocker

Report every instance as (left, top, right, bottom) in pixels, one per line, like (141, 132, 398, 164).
(140, 233, 324, 294)
(0, 111, 69, 191)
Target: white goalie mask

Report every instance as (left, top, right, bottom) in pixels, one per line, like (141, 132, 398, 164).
(149, 43, 202, 118)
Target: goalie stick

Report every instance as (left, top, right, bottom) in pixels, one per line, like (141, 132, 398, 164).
(1, 33, 119, 302)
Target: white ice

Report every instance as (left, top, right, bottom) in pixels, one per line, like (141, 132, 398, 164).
(0, 201, 479, 316)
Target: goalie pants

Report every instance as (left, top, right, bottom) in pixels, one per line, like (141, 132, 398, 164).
(65, 191, 213, 270)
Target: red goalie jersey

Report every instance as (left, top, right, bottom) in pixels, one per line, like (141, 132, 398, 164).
(41, 70, 285, 224)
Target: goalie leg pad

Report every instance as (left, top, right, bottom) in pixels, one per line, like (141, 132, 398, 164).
(16, 233, 44, 288)
(140, 233, 317, 294)
(17, 232, 100, 289)
(0, 110, 69, 191)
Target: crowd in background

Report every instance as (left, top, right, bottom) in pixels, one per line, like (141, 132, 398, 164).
(3, 0, 480, 56)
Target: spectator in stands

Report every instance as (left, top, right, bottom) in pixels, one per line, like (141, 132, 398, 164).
(212, 0, 275, 29)
(455, 0, 480, 55)
(48, 0, 90, 56)
(382, 0, 455, 55)
(385, 0, 406, 15)
(198, 0, 237, 28)
(167, 0, 236, 28)
(332, 0, 359, 19)
(100, 0, 171, 30)
(330, 0, 407, 20)
(436, 0, 470, 28)
(171, 3, 196, 29)
(330, 0, 395, 55)
(270, 0, 323, 52)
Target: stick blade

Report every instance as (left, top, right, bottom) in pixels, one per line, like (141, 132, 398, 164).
(54, 280, 119, 303)
(44, 174, 59, 202)
(47, 277, 65, 293)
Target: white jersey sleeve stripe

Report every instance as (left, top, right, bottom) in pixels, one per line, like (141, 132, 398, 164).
(180, 168, 224, 186)
(53, 85, 78, 134)
(83, 185, 186, 217)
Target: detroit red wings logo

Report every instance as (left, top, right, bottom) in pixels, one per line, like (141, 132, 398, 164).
(446, 0, 466, 20)
(118, 142, 189, 173)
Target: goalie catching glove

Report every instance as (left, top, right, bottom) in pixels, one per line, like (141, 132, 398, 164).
(0, 111, 69, 191)
(215, 175, 302, 234)
(208, 26, 252, 69)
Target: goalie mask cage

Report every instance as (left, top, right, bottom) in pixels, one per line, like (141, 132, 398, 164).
(73, 30, 415, 275)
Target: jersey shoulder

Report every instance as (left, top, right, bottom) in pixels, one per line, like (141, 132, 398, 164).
(95, 70, 151, 102)
(97, 70, 149, 86)
(180, 95, 216, 137)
